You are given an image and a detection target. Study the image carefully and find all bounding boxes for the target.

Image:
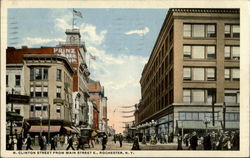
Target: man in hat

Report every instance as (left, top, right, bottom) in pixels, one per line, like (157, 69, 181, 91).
(26, 134, 33, 150)
(189, 131, 198, 150)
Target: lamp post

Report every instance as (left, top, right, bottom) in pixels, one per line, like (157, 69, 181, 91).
(203, 118, 210, 135)
(40, 115, 42, 137)
(10, 88, 15, 150)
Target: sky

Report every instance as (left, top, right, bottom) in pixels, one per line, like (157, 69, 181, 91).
(8, 8, 168, 133)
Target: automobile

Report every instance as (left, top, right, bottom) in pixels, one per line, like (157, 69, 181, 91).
(79, 128, 93, 148)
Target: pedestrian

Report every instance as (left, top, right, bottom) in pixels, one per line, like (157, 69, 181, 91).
(183, 133, 189, 147)
(102, 134, 108, 150)
(77, 135, 84, 150)
(142, 135, 146, 144)
(39, 136, 44, 150)
(210, 131, 217, 150)
(51, 136, 56, 150)
(165, 133, 168, 144)
(113, 134, 116, 144)
(118, 133, 123, 147)
(17, 135, 23, 150)
(231, 131, 239, 150)
(131, 135, 140, 150)
(66, 134, 75, 150)
(189, 131, 198, 150)
(203, 133, 212, 150)
(177, 134, 183, 150)
(60, 135, 65, 147)
(42, 136, 47, 150)
(26, 134, 33, 150)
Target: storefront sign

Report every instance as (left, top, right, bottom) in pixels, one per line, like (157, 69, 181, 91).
(53, 47, 78, 63)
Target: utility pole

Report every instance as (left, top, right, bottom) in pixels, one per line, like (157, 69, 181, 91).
(223, 102, 226, 131)
(10, 88, 14, 150)
(212, 95, 215, 126)
(48, 104, 51, 145)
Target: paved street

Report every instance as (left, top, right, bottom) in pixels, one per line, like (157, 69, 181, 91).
(14, 137, 203, 151)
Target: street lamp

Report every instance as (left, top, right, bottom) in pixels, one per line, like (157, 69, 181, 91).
(40, 115, 42, 137)
(203, 117, 210, 135)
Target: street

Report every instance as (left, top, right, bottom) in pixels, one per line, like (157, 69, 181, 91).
(16, 137, 203, 151)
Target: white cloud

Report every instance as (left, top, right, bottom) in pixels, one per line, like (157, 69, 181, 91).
(80, 24, 107, 45)
(124, 27, 150, 36)
(22, 37, 64, 46)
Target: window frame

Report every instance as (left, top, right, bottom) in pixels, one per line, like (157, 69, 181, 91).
(15, 75, 21, 86)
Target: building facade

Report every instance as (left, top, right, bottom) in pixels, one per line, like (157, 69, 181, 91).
(138, 9, 240, 136)
(58, 28, 90, 127)
(87, 80, 108, 131)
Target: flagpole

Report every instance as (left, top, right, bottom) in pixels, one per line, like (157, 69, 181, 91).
(72, 8, 74, 29)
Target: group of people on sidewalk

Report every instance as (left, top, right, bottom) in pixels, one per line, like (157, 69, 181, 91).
(177, 130, 239, 150)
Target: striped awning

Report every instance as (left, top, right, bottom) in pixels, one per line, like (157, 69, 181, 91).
(28, 125, 61, 133)
(63, 126, 77, 134)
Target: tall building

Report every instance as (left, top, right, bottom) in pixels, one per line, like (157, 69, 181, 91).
(87, 80, 108, 131)
(138, 9, 240, 136)
(58, 29, 90, 127)
(6, 48, 75, 135)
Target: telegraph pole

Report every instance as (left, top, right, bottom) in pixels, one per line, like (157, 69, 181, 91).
(212, 95, 215, 126)
(223, 102, 226, 131)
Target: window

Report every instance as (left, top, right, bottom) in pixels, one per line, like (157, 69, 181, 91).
(183, 24, 216, 38)
(183, 89, 211, 103)
(183, 45, 216, 59)
(232, 25, 240, 38)
(224, 68, 240, 81)
(224, 46, 240, 60)
(232, 69, 240, 80)
(6, 75, 8, 87)
(207, 46, 216, 59)
(15, 75, 21, 86)
(224, 69, 230, 80)
(56, 87, 61, 98)
(207, 25, 216, 37)
(184, 67, 216, 81)
(56, 69, 62, 81)
(193, 90, 205, 103)
(30, 67, 48, 81)
(179, 112, 186, 120)
(207, 89, 216, 103)
(183, 68, 191, 80)
(207, 68, 215, 81)
(183, 90, 191, 103)
(193, 68, 204, 81)
(56, 104, 61, 113)
(225, 24, 240, 38)
(226, 113, 239, 121)
(183, 46, 191, 59)
(43, 105, 47, 111)
(43, 86, 48, 97)
(225, 89, 240, 104)
(183, 24, 191, 37)
(30, 105, 34, 112)
(35, 104, 42, 111)
(35, 86, 42, 97)
(193, 46, 205, 59)
(179, 112, 218, 121)
(192, 24, 205, 37)
(30, 86, 48, 98)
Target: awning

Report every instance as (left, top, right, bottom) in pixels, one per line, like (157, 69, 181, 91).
(6, 112, 23, 121)
(71, 126, 80, 133)
(28, 125, 61, 133)
(63, 126, 77, 134)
